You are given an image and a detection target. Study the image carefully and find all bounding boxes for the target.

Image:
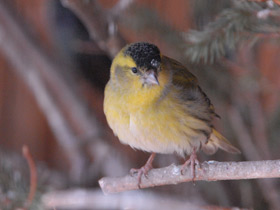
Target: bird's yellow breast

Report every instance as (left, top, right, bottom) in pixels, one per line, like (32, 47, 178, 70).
(104, 82, 209, 156)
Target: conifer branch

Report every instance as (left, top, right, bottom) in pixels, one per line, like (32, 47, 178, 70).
(184, 1, 280, 63)
(99, 160, 280, 194)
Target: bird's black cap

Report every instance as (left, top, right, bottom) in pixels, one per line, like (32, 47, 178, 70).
(124, 42, 161, 70)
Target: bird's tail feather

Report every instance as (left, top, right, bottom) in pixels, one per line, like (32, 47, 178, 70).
(202, 129, 241, 155)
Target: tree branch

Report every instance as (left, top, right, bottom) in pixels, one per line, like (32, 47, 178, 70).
(99, 160, 280, 194)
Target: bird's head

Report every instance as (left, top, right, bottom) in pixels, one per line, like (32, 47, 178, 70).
(110, 42, 162, 89)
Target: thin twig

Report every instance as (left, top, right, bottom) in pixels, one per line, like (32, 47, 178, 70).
(99, 160, 280, 194)
(22, 145, 37, 209)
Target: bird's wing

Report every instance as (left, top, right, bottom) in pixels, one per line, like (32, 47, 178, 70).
(162, 56, 198, 87)
(162, 56, 218, 118)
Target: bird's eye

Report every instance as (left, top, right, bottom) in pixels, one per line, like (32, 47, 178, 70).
(131, 67, 138, 74)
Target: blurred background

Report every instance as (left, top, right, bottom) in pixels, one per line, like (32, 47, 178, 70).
(0, 0, 280, 209)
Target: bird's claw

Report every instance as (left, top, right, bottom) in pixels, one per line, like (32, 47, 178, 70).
(180, 148, 200, 182)
(129, 153, 155, 188)
(129, 163, 153, 188)
(130, 168, 139, 175)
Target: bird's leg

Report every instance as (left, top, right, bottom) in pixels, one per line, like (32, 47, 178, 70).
(130, 153, 156, 188)
(180, 147, 200, 181)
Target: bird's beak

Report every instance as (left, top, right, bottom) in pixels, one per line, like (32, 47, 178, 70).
(145, 71, 159, 86)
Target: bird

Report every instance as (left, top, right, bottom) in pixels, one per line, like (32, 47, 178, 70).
(104, 42, 240, 187)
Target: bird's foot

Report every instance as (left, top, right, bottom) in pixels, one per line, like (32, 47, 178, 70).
(130, 153, 156, 188)
(180, 148, 200, 182)
(130, 163, 153, 188)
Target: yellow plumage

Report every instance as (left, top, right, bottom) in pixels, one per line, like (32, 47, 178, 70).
(104, 42, 240, 184)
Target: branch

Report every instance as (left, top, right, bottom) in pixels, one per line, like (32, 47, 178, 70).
(99, 160, 280, 194)
(22, 145, 37, 209)
(184, 1, 280, 63)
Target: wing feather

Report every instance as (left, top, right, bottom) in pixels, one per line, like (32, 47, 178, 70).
(162, 56, 217, 119)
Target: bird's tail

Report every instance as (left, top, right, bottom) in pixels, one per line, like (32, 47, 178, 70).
(202, 129, 241, 155)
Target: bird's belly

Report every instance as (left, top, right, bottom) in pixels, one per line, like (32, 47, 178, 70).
(111, 108, 208, 156)
(105, 92, 210, 156)
(107, 115, 170, 154)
